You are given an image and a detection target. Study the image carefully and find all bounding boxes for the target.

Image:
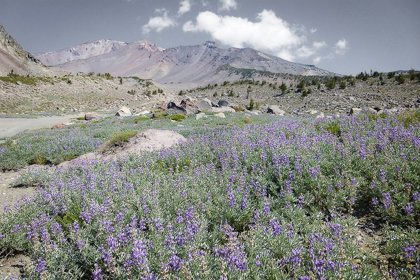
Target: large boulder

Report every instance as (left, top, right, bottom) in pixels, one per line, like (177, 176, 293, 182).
(167, 101, 187, 115)
(59, 129, 187, 167)
(350, 108, 362, 115)
(85, 112, 99, 120)
(195, 99, 212, 111)
(115, 106, 132, 117)
(267, 105, 286, 115)
(211, 107, 235, 113)
(180, 99, 200, 115)
(218, 100, 230, 107)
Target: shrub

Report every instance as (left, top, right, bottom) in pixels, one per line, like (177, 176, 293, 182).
(170, 114, 186, 121)
(134, 116, 150, 123)
(108, 130, 137, 146)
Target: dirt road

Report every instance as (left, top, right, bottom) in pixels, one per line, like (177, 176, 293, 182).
(0, 114, 83, 138)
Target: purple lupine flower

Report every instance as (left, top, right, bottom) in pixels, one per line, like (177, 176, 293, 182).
(107, 236, 118, 250)
(372, 197, 379, 206)
(0, 234, 5, 240)
(380, 169, 387, 183)
(405, 203, 414, 214)
(297, 195, 305, 208)
(413, 191, 420, 202)
(269, 219, 283, 236)
(168, 254, 184, 272)
(263, 199, 270, 215)
(185, 207, 194, 220)
(241, 195, 248, 210)
(402, 242, 417, 259)
(382, 192, 392, 210)
(227, 188, 236, 207)
(309, 167, 318, 178)
(92, 264, 104, 280)
(35, 257, 47, 274)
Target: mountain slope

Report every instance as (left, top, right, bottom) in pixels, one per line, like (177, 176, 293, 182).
(36, 40, 335, 87)
(0, 24, 48, 76)
(35, 39, 129, 66)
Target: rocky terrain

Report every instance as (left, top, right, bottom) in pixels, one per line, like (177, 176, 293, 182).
(0, 75, 172, 114)
(182, 75, 420, 115)
(0, 24, 49, 76)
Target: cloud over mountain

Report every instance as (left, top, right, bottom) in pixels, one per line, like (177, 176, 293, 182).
(142, 9, 176, 34)
(183, 10, 305, 61)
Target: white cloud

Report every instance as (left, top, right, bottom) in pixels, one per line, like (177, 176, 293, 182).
(178, 0, 191, 15)
(184, 10, 306, 61)
(219, 0, 237, 11)
(296, 41, 326, 58)
(313, 39, 348, 64)
(142, 9, 176, 34)
(334, 38, 348, 54)
(310, 28, 317, 34)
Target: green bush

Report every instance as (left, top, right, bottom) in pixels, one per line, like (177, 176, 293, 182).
(108, 130, 137, 146)
(170, 114, 186, 121)
(134, 116, 150, 123)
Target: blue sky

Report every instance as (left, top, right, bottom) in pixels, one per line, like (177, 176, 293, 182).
(1, 0, 419, 75)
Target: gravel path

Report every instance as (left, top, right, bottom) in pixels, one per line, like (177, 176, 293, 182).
(0, 114, 83, 138)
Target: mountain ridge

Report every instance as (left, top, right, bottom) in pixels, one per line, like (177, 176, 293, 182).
(35, 40, 335, 87)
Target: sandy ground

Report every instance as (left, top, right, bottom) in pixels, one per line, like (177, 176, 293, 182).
(0, 170, 36, 278)
(0, 114, 83, 139)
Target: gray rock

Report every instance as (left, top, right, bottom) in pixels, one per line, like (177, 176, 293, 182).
(211, 107, 235, 113)
(267, 105, 286, 115)
(350, 108, 362, 115)
(214, 112, 226, 118)
(85, 112, 99, 120)
(218, 100, 230, 107)
(167, 107, 187, 115)
(167, 102, 187, 115)
(316, 112, 325, 119)
(196, 100, 212, 111)
(180, 99, 200, 115)
(115, 106, 132, 117)
(196, 112, 207, 120)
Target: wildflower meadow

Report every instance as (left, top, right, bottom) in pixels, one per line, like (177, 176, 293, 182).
(0, 111, 419, 279)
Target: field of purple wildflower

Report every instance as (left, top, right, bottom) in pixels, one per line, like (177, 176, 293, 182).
(0, 111, 419, 279)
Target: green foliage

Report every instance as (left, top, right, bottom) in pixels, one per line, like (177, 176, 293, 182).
(152, 110, 168, 119)
(108, 130, 137, 146)
(397, 110, 420, 128)
(170, 114, 186, 121)
(127, 89, 136, 95)
(323, 123, 341, 137)
(280, 82, 288, 94)
(134, 116, 150, 123)
(395, 75, 405, 85)
(387, 72, 396, 79)
(178, 90, 186, 96)
(325, 79, 336, 90)
(339, 81, 347, 89)
(246, 98, 255, 110)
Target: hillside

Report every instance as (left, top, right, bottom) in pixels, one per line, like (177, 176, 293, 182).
(0, 24, 48, 76)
